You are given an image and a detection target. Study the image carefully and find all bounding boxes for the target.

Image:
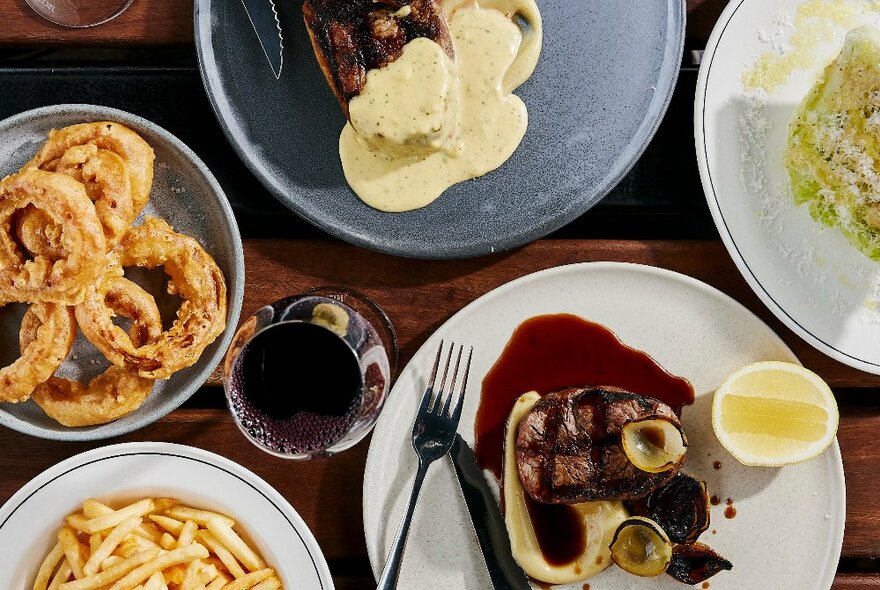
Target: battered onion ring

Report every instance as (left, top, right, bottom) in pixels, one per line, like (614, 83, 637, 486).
(13, 205, 66, 261)
(19, 144, 136, 255)
(76, 217, 227, 380)
(0, 169, 107, 304)
(0, 303, 75, 403)
(20, 278, 161, 427)
(27, 121, 155, 215)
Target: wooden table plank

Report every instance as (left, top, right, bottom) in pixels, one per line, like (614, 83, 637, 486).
(211, 239, 880, 388)
(0, 0, 192, 47)
(0, 0, 727, 48)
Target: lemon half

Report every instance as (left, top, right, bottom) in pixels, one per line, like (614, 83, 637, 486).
(711, 361, 839, 467)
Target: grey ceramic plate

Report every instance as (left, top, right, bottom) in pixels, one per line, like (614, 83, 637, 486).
(0, 104, 245, 441)
(196, 0, 685, 259)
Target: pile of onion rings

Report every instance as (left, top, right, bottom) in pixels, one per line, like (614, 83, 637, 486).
(0, 121, 228, 427)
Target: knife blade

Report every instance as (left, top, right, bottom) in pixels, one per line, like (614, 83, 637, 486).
(239, 0, 284, 79)
(450, 434, 532, 590)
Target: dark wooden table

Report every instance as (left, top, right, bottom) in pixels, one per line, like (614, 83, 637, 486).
(1, 1, 878, 588)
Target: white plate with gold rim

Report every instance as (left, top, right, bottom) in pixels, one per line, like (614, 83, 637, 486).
(696, 0, 880, 374)
(363, 262, 844, 589)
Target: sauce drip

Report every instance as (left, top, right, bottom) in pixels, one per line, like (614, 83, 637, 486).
(724, 499, 737, 519)
(713, 461, 722, 470)
(710, 495, 721, 506)
(476, 314, 695, 479)
(524, 500, 586, 566)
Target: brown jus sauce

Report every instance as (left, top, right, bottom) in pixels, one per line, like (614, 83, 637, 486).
(475, 314, 695, 567)
(725, 498, 737, 519)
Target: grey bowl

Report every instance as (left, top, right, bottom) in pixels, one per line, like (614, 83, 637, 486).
(196, 0, 685, 259)
(0, 104, 245, 441)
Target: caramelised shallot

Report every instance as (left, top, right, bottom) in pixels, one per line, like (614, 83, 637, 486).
(626, 473, 710, 544)
(609, 516, 673, 577)
(667, 542, 733, 584)
(621, 416, 688, 473)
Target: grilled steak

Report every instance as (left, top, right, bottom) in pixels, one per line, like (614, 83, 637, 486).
(515, 386, 684, 504)
(302, 0, 455, 118)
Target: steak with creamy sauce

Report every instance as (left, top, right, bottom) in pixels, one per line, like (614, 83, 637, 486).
(302, 0, 455, 118)
(515, 386, 685, 504)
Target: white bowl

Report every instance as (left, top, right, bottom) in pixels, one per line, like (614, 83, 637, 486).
(0, 442, 334, 589)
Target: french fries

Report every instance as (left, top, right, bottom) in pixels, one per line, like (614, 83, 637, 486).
(32, 498, 282, 590)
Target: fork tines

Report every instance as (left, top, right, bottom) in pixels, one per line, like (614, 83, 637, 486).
(422, 341, 473, 420)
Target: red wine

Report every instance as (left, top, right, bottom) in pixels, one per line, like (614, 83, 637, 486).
(227, 321, 364, 454)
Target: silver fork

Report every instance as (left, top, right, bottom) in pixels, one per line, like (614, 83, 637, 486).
(376, 341, 473, 590)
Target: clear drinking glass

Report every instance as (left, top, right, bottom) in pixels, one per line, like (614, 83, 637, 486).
(25, 0, 134, 28)
(223, 287, 397, 459)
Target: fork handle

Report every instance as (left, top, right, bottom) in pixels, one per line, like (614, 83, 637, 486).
(376, 460, 429, 590)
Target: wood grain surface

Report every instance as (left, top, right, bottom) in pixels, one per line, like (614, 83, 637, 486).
(0, 0, 728, 47)
(209, 239, 880, 388)
(0, 0, 192, 47)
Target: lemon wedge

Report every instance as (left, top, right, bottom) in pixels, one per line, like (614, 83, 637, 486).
(711, 361, 838, 467)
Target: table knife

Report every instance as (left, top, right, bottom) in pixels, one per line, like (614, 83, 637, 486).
(239, 0, 284, 79)
(450, 434, 532, 590)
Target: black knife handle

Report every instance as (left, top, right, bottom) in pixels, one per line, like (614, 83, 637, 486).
(450, 434, 532, 590)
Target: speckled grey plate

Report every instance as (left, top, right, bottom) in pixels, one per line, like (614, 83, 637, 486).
(195, 0, 685, 259)
(0, 104, 244, 441)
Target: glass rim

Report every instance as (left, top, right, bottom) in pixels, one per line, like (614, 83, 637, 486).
(300, 285, 399, 375)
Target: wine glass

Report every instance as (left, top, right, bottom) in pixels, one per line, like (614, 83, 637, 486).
(25, 0, 135, 28)
(224, 287, 397, 460)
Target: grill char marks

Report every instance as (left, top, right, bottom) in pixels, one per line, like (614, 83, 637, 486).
(302, 0, 455, 118)
(516, 386, 684, 504)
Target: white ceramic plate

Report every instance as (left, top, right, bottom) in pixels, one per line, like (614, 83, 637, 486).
(0, 442, 334, 589)
(363, 263, 845, 589)
(696, 0, 880, 374)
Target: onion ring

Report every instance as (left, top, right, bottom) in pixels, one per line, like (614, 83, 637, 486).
(0, 303, 75, 403)
(13, 205, 66, 261)
(76, 217, 227, 380)
(18, 123, 150, 258)
(20, 277, 161, 427)
(27, 121, 155, 216)
(0, 169, 107, 304)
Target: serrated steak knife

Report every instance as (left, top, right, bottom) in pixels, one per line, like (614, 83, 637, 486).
(240, 0, 284, 79)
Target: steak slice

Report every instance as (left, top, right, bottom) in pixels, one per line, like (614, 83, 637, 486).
(515, 386, 684, 504)
(302, 0, 455, 118)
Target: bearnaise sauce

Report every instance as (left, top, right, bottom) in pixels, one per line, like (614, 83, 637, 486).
(339, 0, 542, 212)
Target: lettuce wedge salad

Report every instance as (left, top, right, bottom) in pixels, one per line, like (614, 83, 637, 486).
(786, 25, 880, 261)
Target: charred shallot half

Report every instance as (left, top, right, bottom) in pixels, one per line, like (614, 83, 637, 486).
(622, 416, 688, 474)
(626, 473, 711, 545)
(609, 517, 673, 577)
(668, 542, 733, 584)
